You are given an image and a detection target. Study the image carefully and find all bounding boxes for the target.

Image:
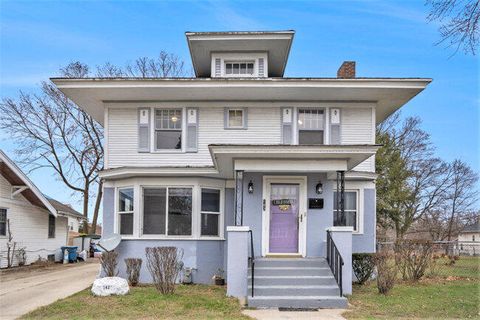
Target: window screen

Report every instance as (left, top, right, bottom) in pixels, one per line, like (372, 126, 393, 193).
(168, 188, 192, 236)
(143, 188, 167, 235)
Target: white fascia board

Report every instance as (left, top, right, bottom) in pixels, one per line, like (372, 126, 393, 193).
(99, 166, 219, 179)
(0, 150, 57, 216)
(234, 159, 348, 172)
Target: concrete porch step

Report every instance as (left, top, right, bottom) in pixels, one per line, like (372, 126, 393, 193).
(249, 275, 338, 286)
(248, 285, 340, 296)
(250, 267, 331, 277)
(247, 295, 348, 309)
(254, 258, 329, 268)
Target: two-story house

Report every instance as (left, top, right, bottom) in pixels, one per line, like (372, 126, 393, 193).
(52, 30, 430, 308)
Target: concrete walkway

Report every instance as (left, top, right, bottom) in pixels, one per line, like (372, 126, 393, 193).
(0, 262, 99, 320)
(243, 309, 347, 320)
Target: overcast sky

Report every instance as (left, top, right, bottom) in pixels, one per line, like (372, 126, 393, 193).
(1, 0, 478, 219)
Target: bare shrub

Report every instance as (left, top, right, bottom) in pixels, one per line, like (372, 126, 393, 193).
(395, 240, 434, 281)
(125, 258, 142, 286)
(15, 247, 27, 266)
(145, 247, 183, 294)
(352, 253, 375, 285)
(374, 250, 396, 295)
(100, 251, 118, 277)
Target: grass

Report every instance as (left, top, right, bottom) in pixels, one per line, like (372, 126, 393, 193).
(344, 256, 480, 319)
(21, 285, 250, 320)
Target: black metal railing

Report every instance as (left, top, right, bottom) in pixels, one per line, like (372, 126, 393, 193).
(326, 230, 344, 297)
(248, 230, 255, 297)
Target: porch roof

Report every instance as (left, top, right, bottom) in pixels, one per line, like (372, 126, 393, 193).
(208, 144, 380, 178)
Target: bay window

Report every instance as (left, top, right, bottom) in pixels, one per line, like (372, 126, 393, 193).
(118, 188, 134, 235)
(298, 109, 325, 145)
(201, 188, 221, 236)
(333, 191, 358, 232)
(155, 109, 182, 150)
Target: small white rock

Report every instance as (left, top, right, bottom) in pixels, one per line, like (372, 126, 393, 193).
(91, 277, 129, 296)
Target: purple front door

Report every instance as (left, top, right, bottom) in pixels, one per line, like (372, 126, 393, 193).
(269, 184, 299, 253)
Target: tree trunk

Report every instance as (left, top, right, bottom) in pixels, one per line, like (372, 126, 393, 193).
(90, 180, 103, 234)
(82, 182, 90, 233)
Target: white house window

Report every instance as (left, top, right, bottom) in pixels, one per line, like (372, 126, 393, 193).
(48, 215, 56, 238)
(201, 188, 221, 236)
(0, 208, 7, 236)
(225, 62, 254, 75)
(143, 187, 192, 236)
(118, 188, 134, 235)
(226, 108, 247, 129)
(155, 109, 182, 150)
(333, 191, 358, 232)
(298, 109, 325, 145)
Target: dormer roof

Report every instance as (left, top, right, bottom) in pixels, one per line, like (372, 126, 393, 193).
(185, 30, 295, 78)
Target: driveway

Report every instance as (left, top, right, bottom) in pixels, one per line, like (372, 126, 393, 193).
(0, 261, 99, 320)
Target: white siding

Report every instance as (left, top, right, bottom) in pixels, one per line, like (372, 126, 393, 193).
(341, 107, 375, 172)
(107, 107, 282, 168)
(0, 175, 68, 268)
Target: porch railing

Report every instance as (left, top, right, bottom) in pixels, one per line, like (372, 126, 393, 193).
(248, 230, 255, 297)
(326, 230, 344, 297)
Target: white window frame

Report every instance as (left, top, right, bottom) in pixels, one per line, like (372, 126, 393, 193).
(200, 187, 224, 238)
(0, 208, 7, 238)
(117, 187, 135, 236)
(297, 108, 326, 145)
(333, 189, 360, 233)
(224, 61, 256, 77)
(225, 108, 247, 129)
(153, 108, 185, 153)
(141, 186, 194, 238)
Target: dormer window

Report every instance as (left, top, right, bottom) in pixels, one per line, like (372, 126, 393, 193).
(225, 62, 254, 75)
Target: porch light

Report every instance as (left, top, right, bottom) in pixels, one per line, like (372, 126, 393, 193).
(315, 182, 323, 194)
(248, 180, 254, 194)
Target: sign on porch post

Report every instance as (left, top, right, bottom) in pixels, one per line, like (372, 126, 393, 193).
(234, 170, 244, 226)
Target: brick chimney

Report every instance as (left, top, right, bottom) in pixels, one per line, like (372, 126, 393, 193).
(337, 61, 356, 79)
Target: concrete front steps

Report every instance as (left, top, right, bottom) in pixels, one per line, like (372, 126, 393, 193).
(247, 258, 348, 309)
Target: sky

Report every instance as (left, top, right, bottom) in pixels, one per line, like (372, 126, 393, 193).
(0, 0, 478, 221)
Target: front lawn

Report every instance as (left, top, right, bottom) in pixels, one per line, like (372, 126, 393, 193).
(344, 256, 480, 319)
(21, 285, 250, 320)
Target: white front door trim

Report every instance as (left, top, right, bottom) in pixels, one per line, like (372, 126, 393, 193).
(262, 175, 307, 257)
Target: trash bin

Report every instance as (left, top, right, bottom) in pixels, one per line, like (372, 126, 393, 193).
(61, 246, 78, 262)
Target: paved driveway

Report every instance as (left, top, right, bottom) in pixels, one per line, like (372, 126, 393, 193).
(0, 261, 99, 320)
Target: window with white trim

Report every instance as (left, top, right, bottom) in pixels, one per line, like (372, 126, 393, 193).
(201, 188, 221, 236)
(143, 187, 192, 236)
(298, 109, 325, 145)
(225, 62, 254, 75)
(48, 215, 56, 238)
(333, 191, 358, 232)
(155, 109, 182, 150)
(0, 208, 7, 236)
(118, 188, 134, 235)
(226, 108, 246, 129)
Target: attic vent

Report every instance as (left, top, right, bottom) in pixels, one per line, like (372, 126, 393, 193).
(215, 58, 221, 77)
(258, 58, 265, 77)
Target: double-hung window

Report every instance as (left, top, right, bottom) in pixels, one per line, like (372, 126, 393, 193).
(201, 188, 221, 236)
(143, 187, 192, 236)
(118, 188, 134, 235)
(48, 215, 56, 238)
(333, 191, 358, 232)
(0, 208, 7, 236)
(155, 109, 182, 150)
(298, 109, 325, 145)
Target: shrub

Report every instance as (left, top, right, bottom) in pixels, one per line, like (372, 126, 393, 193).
(145, 247, 183, 294)
(15, 247, 27, 266)
(374, 250, 396, 295)
(352, 253, 375, 284)
(395, 240, 434, 281)
(125, 258, 142, 286)
(100, 251, 118, 277)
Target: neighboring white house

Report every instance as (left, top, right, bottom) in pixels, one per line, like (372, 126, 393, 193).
(457, 222, 479, 256)
(0, 150, 85, 268)
(52, 30, 431, 308)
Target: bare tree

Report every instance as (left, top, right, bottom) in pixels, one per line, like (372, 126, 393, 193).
(427, 0, 480, 55)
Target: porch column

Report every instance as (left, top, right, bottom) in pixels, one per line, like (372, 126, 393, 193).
(234, 170, 244, 226)
(336, 170, 345, 225)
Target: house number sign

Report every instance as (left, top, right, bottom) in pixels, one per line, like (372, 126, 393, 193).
(272, 199, 292, 212)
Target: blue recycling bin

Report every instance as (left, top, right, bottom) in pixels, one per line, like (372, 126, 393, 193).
(61, 246, 78, 262)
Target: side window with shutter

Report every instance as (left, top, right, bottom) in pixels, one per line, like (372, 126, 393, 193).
(330, 108, 341, 144)
(138, 108, 150, 152)
(281, 107, 293, 144)
(186, 108, 198, 152)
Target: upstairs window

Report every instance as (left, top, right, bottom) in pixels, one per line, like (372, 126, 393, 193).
(225, 108, 247, 129)
(155, 109, 182, 150)
(298, 109, 325, 145)
(225, 62, 254, 75)
(48, 215, 56, 238)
